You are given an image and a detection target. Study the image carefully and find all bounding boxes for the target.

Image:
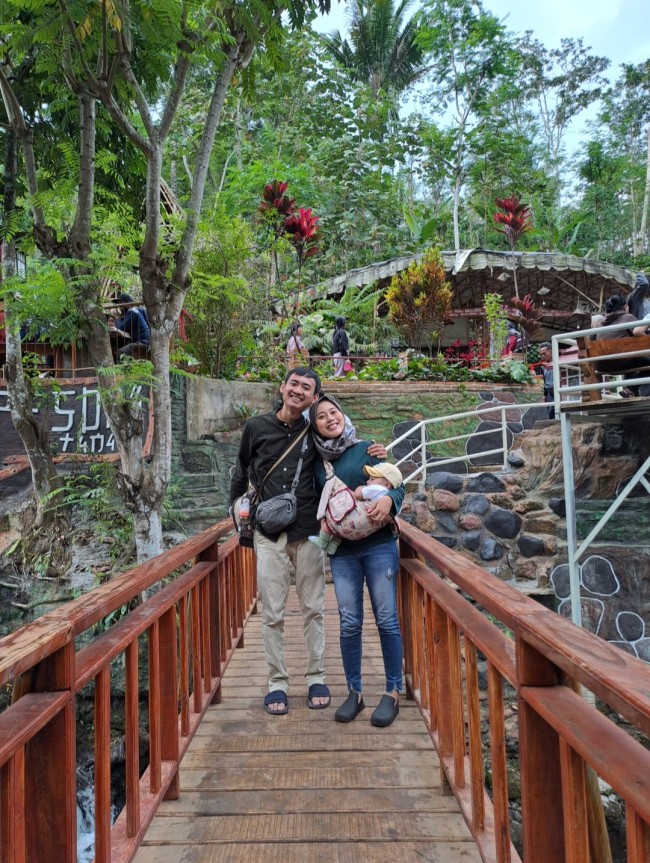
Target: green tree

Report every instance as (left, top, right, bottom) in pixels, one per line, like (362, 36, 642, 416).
(517, 33, 609, 179)
(0, 0, 331, 560)
(184, 215, 259, 377)
(325, 0, 426, 107)
(415, 0, 513, 251)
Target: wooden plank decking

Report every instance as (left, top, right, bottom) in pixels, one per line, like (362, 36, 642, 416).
(133, 584, 481, 863)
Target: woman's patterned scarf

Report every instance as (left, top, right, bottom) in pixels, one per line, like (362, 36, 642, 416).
(309, 395, 358, 460)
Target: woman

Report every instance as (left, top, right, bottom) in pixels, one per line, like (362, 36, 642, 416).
(286, 322, 308, 369)
(309, 395, 405, 727)
(595, 294, 650, 396)
(332, 316, 350, 377)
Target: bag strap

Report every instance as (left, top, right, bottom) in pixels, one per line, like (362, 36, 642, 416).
(253, 422, 310, 503)
(289, 433, 310, 494)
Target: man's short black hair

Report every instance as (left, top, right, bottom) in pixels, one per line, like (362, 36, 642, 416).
(284, 365, 321, 394)
(539, 342, 552, 351)
(116, 292, 134, 304)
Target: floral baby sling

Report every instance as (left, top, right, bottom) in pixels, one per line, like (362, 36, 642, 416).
(317, 460, 393, 542)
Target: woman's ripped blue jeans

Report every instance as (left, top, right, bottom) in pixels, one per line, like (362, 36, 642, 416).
(330, 538, 403, 693)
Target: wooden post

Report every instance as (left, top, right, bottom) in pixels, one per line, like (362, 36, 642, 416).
(517, 637, 565, 863)
(160, 606, 180, 800)
(24, 643, 76, 863)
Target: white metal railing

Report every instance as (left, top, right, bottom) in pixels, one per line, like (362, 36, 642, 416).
(385, 401, 544, 490)
(551, 318, 650, 629)
(551, 317, 650, 414)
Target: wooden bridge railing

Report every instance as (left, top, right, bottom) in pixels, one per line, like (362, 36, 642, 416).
(2, 518, 650, 863)
(398, 520, 650, 863)
(0, 522, 256, 863)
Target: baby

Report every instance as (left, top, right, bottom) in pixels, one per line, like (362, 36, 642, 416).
(309, 462, 403, 555)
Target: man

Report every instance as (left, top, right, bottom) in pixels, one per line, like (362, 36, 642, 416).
(230, 367, 330, 715)
(537, 342, 555, 419)
(113, 292, 151, 357)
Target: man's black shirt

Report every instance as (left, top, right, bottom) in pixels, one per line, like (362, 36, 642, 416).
(230, 410, 320, 541)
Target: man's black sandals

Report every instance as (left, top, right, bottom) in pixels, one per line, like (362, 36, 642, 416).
(264, 690, 288, 715)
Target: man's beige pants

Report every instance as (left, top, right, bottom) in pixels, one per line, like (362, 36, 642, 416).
(254, 530, 326, 694)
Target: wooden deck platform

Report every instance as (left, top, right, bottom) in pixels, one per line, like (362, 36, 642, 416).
(134, 584, 481, 863)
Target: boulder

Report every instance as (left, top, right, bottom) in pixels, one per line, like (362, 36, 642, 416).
(425, 471, 464, 493)
(432, 489, 460, 511)
(466, 473, 506, 493)
(485, 508, 522, 539)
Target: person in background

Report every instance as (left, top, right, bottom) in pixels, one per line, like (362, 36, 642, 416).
(536, 342, 555, 419)
(502, 321, 521, 356)
(332, 316, 350, 377)
(310, 394, 404, 728)
(286, 322, 308, 369)
(627, 273, 650, 331)
(595, 294, 650, 397)
(113, 292, 150, 357)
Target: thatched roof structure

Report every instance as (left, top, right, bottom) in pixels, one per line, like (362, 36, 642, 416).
(293, 249, 636, 332)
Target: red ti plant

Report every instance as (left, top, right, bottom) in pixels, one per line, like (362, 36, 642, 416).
(283, 206, 321, 278)
(259, 180, 296, 237)
(508, 294, 543, 360)
(494, 196, 533, 299)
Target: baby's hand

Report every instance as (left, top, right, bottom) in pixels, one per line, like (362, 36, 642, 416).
(354, 486, 364, 500)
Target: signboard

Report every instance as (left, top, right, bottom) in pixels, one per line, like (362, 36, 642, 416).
(0, 379, 150, 465)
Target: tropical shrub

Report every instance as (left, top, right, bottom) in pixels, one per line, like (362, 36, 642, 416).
(384, 247, 453, 353)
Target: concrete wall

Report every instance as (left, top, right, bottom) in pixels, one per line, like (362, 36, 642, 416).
(185, 377, 277, 438)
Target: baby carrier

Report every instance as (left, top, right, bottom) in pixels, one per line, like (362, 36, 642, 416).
(317, 461, 396, 541)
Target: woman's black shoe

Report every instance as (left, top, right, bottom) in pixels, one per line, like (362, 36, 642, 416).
(370, 694, 399, 727)
(335, 690, 365, 723)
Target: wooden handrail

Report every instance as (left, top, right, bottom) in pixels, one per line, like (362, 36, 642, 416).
(0, 519, 257, 863)
(397, 520, 650, 863)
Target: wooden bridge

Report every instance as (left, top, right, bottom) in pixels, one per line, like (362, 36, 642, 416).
(2, 520, 650, 863)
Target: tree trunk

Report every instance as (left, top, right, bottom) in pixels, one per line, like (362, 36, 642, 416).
(2, 127, 61, 527)
(453, 172, 461, 252)
(640, 126, 650, 255)
(133, 506, 163, 564)
(4, 300, 61, 526)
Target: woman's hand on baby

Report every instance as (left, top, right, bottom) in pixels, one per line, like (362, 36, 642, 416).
(366, 495, 392, 525)
(367, 440, 387, 459)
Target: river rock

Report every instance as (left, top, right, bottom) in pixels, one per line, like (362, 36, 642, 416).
(481, 538, 504, 560)
(461, 530, 482, 551)
(459, 513, 482, 531)
(485, 508, 522, 539)
(432, 489, 460, 511)
(461, 494, 490, 516)
(466, 473, 506, 493)
(425, 472, 464, 492)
